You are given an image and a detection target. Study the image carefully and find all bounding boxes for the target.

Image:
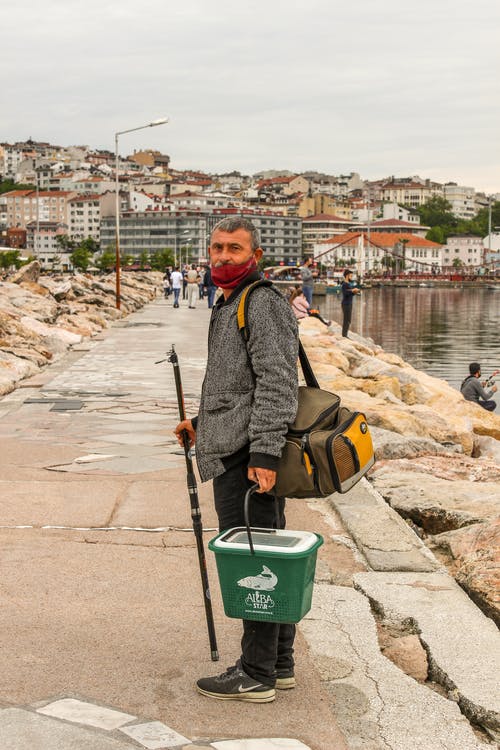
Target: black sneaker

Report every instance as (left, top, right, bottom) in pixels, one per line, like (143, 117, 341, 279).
(275, 668, 296, 690)
(196, 664, 275, 703)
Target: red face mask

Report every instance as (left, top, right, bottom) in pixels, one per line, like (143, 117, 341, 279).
(211, 256, 257, 289)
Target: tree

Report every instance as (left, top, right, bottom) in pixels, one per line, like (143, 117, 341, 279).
(55, 234, 76, 253)
(138, 249, 150, 269)
(96, 249, 116, 272)
(426, 226, 446, 244)
(0, 250, 22, 270)
(0, 179, 35, 194)
(452, 258, 463, 269)
(418, 196, 456, 228)
(121, 254, 134, 267)
(70, 246, 92, 271)
(78, 237, 100, 255)
(150, 248, 175, 271)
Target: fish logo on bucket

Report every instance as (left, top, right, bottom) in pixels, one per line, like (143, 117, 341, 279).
(237, 565, 278, 591)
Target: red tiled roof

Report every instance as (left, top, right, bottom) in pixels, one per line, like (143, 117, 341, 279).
(303, 213, 352, 222)
(69, 194, 102, 202)
(369, 218, 422, 227)
(317, 231, 442, 250)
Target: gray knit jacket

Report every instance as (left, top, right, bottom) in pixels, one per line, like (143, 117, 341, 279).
(194, 275, 299, 482)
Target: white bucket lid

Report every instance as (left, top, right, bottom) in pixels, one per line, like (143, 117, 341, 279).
(212, 526, 319, 554)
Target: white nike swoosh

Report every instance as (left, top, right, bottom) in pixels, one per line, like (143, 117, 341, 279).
(238, 683, 263, 693)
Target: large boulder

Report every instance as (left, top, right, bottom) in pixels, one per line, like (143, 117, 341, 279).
(430, 519, 500, 626)
(8, 260, 41, 284)
(370, 465, 500, 534)
(369, 426, 461, 461)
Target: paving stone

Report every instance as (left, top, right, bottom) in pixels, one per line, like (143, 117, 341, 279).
(0, 708, 136, 749)
(301, 583, 485, 749)
(120, 720, 190, 748)
(354, 571, 500, 741)
(330, 479, 440, 572)
(211, 741, 311, 750)
(37, 698, 136, 730)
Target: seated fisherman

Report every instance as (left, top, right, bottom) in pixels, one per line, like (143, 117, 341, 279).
(460, 362, 497, 412)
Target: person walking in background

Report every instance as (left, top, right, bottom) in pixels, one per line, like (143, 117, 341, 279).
(203, 265, 217, 308)
(182, 265, 188, 300)
(162, 270, 171, 299)
(341, 268, 360, 338)
(174, 216, 298, 704)
(299, 257, 314, 305)
(186, 264, 200, 308)
(461, 362, 497, 411)
(170, 266, 183, 308)
(198, 266, 205, 300)
(289, 287, 331, 327)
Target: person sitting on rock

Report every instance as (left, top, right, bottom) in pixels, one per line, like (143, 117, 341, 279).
(289, 287, 331, 327)
(460, 362, 497, 412)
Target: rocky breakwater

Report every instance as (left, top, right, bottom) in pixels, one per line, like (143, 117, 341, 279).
(0, 261, 162, 396)
(299, 316, 500, 625)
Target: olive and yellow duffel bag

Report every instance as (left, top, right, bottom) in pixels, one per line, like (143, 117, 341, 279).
(238, 280, 375, 499)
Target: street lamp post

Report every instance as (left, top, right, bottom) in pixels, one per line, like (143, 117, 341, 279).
(114, 117, 168, 309)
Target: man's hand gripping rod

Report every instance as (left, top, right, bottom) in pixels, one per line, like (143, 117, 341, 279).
(158, 345, 219, 661)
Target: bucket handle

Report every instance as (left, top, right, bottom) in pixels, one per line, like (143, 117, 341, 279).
(244, 484, 280, 556)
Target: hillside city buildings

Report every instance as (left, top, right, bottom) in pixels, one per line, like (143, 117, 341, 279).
(1, 138, 499, 275)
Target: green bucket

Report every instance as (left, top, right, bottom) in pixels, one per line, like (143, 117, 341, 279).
(208, 486, 323, 624)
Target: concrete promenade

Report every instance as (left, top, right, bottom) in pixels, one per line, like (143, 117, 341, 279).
(0, 294, 498, 750)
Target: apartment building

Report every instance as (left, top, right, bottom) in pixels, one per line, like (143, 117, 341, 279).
(128, 150, 170, 172)
(297, 194, 352, 219)
(443, 235, 484, 269)
(100, 211, 209, 264)
(100, 209, 302, 265)
(302, 213, 355, 251)
(443, 184, 476, 219)
(26, 221, 70, 270)
(4, 190, 74, 229)
(68, 193, 110, 242)
(378, 179, 442, 208)
(209, 209, 302, 264)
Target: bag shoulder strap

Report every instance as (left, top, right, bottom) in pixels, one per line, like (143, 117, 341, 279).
(236, 279, 320, 389)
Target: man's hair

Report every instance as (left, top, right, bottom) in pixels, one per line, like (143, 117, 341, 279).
(469, 362, 481, 376)
(211, 217, 260, 251)
(302, 257, 311, 264)
(343, 268, 352, 278)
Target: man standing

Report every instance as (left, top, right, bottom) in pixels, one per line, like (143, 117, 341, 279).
(175, 217, 298, 704)
(341, 268, 360, 338)
(299, 256, 314, 305)
(170, 266, 183, 308)
(186, 264, 200, 308)
(202, 264, 217, 308)
(461, 363, 497, 411)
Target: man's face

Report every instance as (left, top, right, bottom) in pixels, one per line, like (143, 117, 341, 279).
(210, 228, 262, 266)
(346, 273, 352, 282)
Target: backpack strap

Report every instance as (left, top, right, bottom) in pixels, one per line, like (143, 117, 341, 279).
(236, 279, 320, 389)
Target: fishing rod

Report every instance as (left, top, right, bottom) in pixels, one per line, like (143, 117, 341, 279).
(156, 345, 219, 662)
(484, 369, 500, 389)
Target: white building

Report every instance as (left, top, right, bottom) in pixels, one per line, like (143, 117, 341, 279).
(313, 231, 443, 274)
(443, 235, 484, 269)
(443, 184, 476, 219)
(26, 221, 71, 270)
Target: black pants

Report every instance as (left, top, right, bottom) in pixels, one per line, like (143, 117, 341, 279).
(479, 400, 497, 412)
(342, 302, 352, 337)
(213, 460, 295, 687)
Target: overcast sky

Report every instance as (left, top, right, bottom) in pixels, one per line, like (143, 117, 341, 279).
(3, 0, 499, 192)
